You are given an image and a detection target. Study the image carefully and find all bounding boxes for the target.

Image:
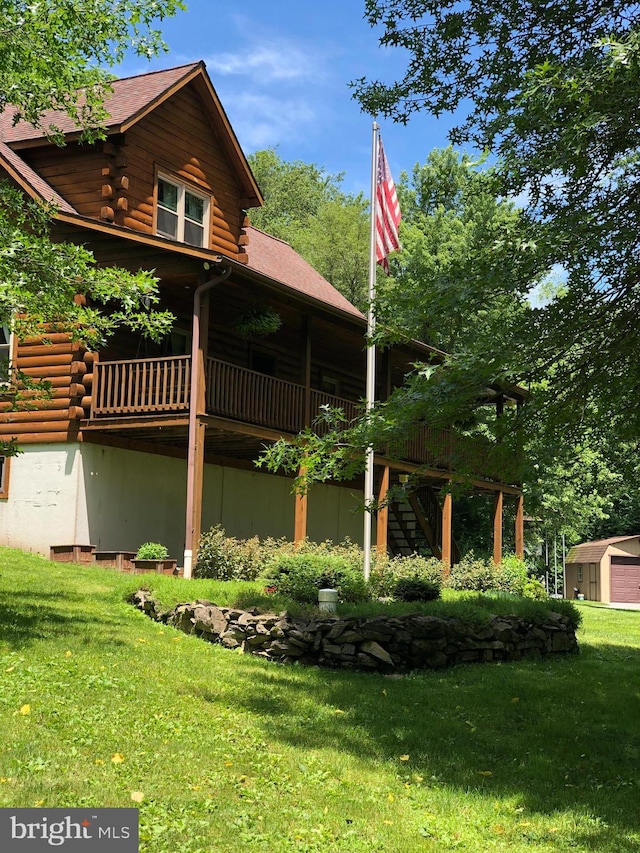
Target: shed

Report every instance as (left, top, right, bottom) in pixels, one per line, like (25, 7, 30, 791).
(565, 536, 640, 604)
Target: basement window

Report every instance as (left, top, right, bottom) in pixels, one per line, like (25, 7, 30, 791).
(0, 455, 9, 498)
(156, 175, 209, 248)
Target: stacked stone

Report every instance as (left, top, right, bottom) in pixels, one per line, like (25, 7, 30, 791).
(130, 589, 578, 673)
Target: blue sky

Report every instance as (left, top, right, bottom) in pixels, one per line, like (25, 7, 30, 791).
(116, 0, 472, 197)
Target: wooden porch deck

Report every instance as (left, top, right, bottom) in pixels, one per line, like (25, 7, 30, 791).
(89, 355, 516, 483)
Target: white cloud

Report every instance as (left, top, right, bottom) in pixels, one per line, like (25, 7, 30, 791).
(223, 92, 317, 150)
(205, 43, 318, 84)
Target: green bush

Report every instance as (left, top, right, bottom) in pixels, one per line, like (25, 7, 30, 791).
(267, 552, 370, 604)
(135, 542, 169, 560)
(494, 554, 529, 595)
(445, 553, 548, 600)
(370, 554, 446, 598)
(522, 577, 548, 600)
(392, 575, 441, 602)
(445, 553, 496, 592)
(195, 525, 262, 581)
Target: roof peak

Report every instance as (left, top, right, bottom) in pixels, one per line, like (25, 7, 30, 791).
(108, 61, 202, 86)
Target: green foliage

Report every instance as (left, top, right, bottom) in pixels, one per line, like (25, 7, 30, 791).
(446, 553, 497, 593)
(247, 148, 371, 310)
(234, 307, 282, 339)
(392, 575, 441, 602)
(0, 0, 185, 142)
(194, 525, 262, 581)
(446, 553, 546, 600)
(0, 1, 183, 456)
(0, 184, 174, 349)
(370, 553, 446, 598)
(135, 542, 169, 560)
(352, 2, 640, 542)
(266, 552, 370, 604)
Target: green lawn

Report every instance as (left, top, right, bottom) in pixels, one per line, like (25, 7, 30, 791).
(1, 548, 639, 852)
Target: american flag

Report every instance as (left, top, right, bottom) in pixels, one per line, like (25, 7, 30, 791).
(375, 139, 401, 274)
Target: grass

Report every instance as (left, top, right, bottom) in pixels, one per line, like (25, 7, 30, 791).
(1, 547, 639, 852)
(146, 574, 581, 628)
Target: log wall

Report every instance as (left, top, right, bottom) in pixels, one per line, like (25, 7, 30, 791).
(122, 84, 248, 259)
(22, 82, 250, 261)
(0, 333, 93, 445)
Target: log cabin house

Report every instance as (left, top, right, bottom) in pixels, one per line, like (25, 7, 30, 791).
(0, 61, 525, 569)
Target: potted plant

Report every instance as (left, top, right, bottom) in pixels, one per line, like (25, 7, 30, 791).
(132, 542, 178, 575)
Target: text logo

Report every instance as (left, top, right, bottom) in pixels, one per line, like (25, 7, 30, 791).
(0, 809, 138, 851)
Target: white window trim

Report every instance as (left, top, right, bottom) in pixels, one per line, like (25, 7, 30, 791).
(156, 173, 210, 248)
(0, 324, 12, 387)
(0, 454, 9, 499)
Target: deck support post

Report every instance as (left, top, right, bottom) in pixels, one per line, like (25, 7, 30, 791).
(302, 315, 312, 428)
(493, 490, 504, 565)
(441, 490, 453, 568)
(515, 494, 525, 559)
(183, 265, 231, 579)
(376, 465, 390, 556)
(293, 463, 308, 544)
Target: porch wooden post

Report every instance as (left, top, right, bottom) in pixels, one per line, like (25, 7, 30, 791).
(189, 292, 210, 567)
(515, 494, 525, 559)
(376, 465, 390, 555)
(294, 463, 308, 544)
(183, 266, 231, 578)
(493, 490, 504, 565)
(302, 316, 312, 428)
(441, 491, 453, 567)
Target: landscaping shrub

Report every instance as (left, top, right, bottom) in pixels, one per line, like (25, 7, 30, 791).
(135, 542, 169, 560)
(444, 552, 496, 592)
(522, 576, 548, 599)
(261, 536, 367, 575)
(445, 553, 546, 599)
(493, 554, 529, 595)
(267, 552, 370, 604)
(370, 554, 446, 598)
(392, 575, 441, 602)
(195, 525, 262, 581)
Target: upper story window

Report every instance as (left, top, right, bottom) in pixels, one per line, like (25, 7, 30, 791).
(156, 175, 209, 248)
(0, 324, 12, 385)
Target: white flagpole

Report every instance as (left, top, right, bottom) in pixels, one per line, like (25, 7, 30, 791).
(363, 121, 380, 581)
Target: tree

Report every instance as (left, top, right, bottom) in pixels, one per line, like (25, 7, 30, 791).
(248, 148, 371, 309)
(352, 1, 640, 445)
(0, 1, 184, 453)
(259, 149, 539, 503)
(0, 0, 185, 140)
(375, 147, 539, 353)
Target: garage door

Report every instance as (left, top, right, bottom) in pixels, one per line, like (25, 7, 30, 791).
(610, 556, 640, 603)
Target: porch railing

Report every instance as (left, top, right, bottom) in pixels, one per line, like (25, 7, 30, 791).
(205, 358, 305, 433)
(89, 355, 517, 481)
(91, 355, 190, 417)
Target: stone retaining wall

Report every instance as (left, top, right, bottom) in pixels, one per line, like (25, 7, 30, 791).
(131, 589, 579, 673)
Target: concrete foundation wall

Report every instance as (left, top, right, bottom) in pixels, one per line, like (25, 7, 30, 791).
(0, 443, 366, 558)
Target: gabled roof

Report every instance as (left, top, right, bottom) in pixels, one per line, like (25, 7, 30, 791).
(566, 535, 640, 564)
(0, 62, 262, 209)
(0, 140, 76, 213)
(0, 63, 200, 144)
(245, 227, 364, 320)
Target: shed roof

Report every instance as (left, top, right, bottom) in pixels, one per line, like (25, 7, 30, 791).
(566, 536, 640, 564)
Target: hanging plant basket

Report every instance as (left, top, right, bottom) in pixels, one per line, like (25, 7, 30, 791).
(234, 307, 282, 339)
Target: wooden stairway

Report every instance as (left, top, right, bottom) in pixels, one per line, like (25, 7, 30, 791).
(387, 484, 460, 562)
